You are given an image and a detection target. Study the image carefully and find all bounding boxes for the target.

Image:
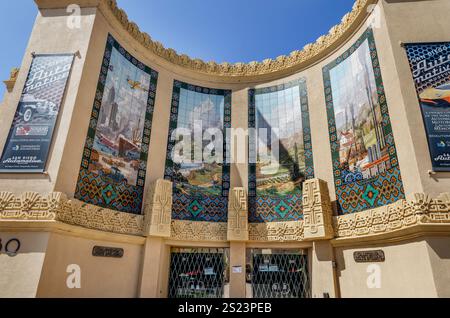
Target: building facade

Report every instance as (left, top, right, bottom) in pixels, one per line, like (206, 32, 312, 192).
(0, 0, 450, 298)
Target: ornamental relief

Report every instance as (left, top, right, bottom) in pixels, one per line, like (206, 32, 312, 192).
(0, 188, 449, 241)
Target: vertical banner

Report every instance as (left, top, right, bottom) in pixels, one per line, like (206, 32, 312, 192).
(405, 43, 450, 172)
(0, 54, 74, 172)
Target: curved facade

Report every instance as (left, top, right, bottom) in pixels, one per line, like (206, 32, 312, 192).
(1, 0, 450, 298)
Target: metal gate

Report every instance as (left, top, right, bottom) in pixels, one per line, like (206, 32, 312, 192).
(168, 248, 229, 299)
(247, 249, 311, 298)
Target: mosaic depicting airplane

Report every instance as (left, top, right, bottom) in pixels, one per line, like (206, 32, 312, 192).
(126, 76, 149, 93)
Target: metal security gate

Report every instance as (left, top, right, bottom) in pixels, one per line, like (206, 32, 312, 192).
(168, 248, 229, 299)
(247, 249, 311, 298)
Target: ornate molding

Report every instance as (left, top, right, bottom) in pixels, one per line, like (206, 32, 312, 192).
(100, 0, 375, 78)
(3, 67, 19, 93)
(0, 192, 61, 221)
(143, 179, 172, 238)
(0, 192, 144, 236)
(227, 188, 249, 241)
(335, 193, 450, 240)
(57, 198, 144, 236)
(249, 221, 304, 242)
(171, 220, 228, 242)
(303, 179, 334, 240)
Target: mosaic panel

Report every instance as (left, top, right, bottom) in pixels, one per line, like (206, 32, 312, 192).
(75, 34, 158, 214)
(322, 28, 404, 215)
(164, 81, 231, 222)
(248, 79, 315, 223)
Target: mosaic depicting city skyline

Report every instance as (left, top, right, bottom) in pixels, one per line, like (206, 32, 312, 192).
(89, 46, 151, 186)
(329, 38, 388, 184)
(254, 86, 306, 197)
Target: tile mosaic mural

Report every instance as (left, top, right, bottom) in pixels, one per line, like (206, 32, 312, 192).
(75, 34, 158, 214)
(164, 81, 231, 222)
(322, 28, 404, 215)
(248, 79, 315, 223)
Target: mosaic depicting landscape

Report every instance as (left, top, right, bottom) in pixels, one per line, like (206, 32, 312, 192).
(172, 88, 225, 197)
(248, 80, 314, 223)
(165, 82, 231, 223)
(88, 47, 150, 186)
(254, 86, 306, 197)
(329, 38, 389, 184)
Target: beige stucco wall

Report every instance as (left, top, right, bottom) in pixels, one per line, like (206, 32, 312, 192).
(0, 232, 49, 298)
(37, 232, 143, 298)
(0, 0, 449, 299)
(335, 238, 440, 298)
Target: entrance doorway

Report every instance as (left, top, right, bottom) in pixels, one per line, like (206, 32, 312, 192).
(247, 249, 311, 298)
(168, 248, 229, 298)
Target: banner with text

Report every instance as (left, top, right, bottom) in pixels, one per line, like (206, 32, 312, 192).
(0, 54, 74, 172)
(406, 43, 450, 171)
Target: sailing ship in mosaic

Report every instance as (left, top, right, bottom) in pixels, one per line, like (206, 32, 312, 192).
(75, 34, 158, 214)
(248, 79, 315, 223)
(323, 28, 405, 215)
(164, 81, 232, 222)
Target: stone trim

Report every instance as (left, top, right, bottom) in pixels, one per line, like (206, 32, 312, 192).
(171, 220, 228, 242)
(1, 190, 449, 242)
(227, 188, 249, 242)
(334, 193, 450, 240)
(143, 179, 172, 238)
(96, 0, 375, 78)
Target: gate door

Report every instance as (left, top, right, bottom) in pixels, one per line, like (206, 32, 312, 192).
(169, 248, 229, 299)
(247, 249, 310, 298)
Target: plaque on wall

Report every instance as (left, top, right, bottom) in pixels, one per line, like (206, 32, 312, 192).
(405, 42, 450, 172)
(92, 246, 124, 258)
(0, 54, 74, 173)
(354, 250, 385, 263)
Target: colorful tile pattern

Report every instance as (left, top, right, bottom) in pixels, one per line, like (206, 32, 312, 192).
(322, 28, 405, 215)
(248, 78, 315, 223)
(164, 80, 232, 222)
(75, 34, 158, 215)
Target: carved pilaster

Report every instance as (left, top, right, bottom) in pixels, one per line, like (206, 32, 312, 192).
(143, 179, 172, 238)
(227, 188, 249, 241)
(303, 179, 334, 240)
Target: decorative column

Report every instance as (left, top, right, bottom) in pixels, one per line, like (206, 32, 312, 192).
(303, 179, 334, 240)
(143, 179, 173, 238)
(302, 179, 339, 297)
(140, 179, 173, 298)
(227, 188, 249, 241)
(227, 188, 248, 298)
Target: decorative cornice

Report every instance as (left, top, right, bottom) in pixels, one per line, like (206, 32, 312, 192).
(3, 68, 19, 93)
(101, 0, 376, 78)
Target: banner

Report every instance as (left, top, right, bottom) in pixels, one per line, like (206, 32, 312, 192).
(0, 54, 74, 172)
(405, 43, 450, 171)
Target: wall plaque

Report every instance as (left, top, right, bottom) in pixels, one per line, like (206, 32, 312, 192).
(354, 250, 385, 263)
(92, 246, 124, 258)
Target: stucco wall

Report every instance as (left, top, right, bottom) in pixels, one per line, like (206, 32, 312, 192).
(37, 232, 143, 298)
(335, 239, 438, 298)
(0, 232, 49, 298)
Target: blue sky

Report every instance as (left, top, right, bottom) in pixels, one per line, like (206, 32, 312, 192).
(0, 0, 354, 98)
